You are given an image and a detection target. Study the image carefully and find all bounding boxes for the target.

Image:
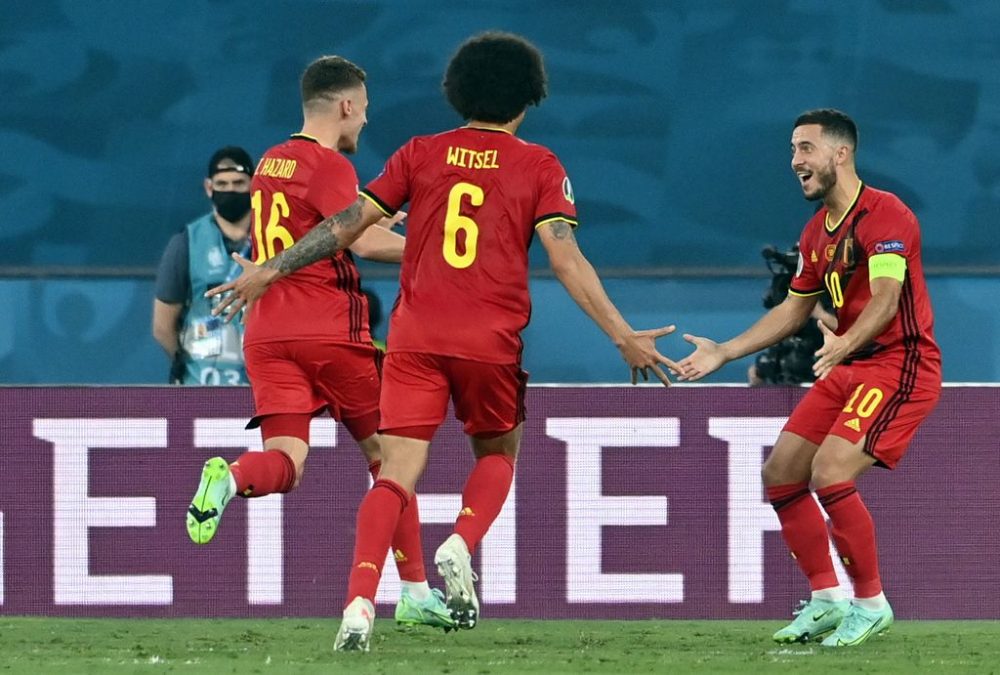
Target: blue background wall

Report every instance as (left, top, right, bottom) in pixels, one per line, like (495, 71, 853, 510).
(0, 275, 993, 384)
(1, 1, 997, 383)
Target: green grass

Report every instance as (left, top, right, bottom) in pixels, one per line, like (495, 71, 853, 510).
(1, 618, 998, 674)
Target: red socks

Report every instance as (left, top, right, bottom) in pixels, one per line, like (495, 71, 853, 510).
(766, 482, 839, 591)
(368, 461, 426, 583)
(817, 481, 882, 598)
(346, 479, 409, 605)
(454, 454, 515, 554)
(229, 449, 296, 497)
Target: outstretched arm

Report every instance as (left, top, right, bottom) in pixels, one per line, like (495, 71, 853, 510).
(537, 219, 679, 386)
(348, 211, 406, 263)
(206, 197, 385, 321)
(678, 292, 818, 381)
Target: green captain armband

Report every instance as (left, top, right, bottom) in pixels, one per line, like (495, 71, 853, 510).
(869, 253, 907, 282)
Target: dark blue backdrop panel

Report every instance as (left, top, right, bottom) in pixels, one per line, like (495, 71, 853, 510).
(2, 1, 998, 268)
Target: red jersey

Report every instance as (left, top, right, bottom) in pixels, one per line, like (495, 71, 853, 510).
(243, 134, 370, 347)
(361, 126, 578, 364)
(789, 184, 941, 371)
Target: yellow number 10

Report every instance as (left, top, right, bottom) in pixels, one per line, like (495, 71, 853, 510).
(251, 189, 295, 263)
(443, 182, 483, 269)
(824, 271, 845, 308)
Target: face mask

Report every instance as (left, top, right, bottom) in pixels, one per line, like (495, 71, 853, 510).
(212, 190, 251, 222)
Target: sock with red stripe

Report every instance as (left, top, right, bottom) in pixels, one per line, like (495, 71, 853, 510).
(229, 449, 296, 497)
(345, 478, 409, 606)
(766, 481, 839, 592)
(817, 481, 883, 598)
(454, 454, 515, 554)
(369, 461, 427, 584)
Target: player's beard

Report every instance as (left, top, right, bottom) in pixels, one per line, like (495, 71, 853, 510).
(338, 127, 362, 154)
(803, 159, 837, 201)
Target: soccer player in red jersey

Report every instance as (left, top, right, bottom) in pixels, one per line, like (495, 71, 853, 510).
(679, 109, 942, 647)
(208, 32, 679, 652)
(186, 55, 453, 629)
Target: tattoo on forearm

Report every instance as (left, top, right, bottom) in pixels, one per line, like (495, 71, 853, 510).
(262, 200, 364, 274)
(549, 220, 575, 241)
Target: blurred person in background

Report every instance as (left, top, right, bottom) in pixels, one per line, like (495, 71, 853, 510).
(152, 146, 254, 385)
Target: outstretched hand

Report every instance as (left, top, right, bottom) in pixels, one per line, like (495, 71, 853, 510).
(618, 324, 681, 387)
(204, 253, 280, 323)
(812, 320, 849, 380)
(676, 334, 728, 382)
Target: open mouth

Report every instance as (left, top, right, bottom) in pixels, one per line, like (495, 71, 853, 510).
(797, 171, 813, 188)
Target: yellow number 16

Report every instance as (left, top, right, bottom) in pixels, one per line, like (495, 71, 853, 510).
(251, 189, 294, 263)
(443, 182, 483, 269)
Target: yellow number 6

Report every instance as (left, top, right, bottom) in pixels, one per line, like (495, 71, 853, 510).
(443, 182, 483, 269)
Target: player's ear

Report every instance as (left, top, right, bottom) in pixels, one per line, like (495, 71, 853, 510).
(203, 178, 213, 198)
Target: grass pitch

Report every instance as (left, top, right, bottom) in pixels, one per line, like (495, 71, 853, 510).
(1, 617, 997, 674)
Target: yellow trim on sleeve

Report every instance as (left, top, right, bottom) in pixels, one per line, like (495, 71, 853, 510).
(358, 190, 393, 217)
(869, 253, 907, 282)
(534, 216, 579, 230)
(788, 288, 825, 298)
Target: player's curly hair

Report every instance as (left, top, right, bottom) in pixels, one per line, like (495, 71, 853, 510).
(443, 32, 547, 123)
(301, 55, 366, 109)
(794, 108, 859, 151)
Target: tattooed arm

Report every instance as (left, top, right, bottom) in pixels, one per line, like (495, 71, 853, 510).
(265, 197, 383, 274)
(537, 219, 679, 385)
(205, 197, 385, 321)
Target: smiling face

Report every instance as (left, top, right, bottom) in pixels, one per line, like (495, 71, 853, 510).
(790, 123, 841, 201)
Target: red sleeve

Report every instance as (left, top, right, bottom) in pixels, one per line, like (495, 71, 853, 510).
(308, 153, 360, 217)
(789, 227, 823, 295)
(362, 140, 413, 215)
(532, 152, 578, 228)
(858, 200, 918, 262)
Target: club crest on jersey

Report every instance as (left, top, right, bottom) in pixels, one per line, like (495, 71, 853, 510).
(875, 240, 905, 254)
(824, 245, 836, 261)
(562, 176, 575, 205)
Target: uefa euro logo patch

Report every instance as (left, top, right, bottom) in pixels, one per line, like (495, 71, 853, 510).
(875, 240, 905, 253)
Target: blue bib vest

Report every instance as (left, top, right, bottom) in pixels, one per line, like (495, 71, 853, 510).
(177, 213, 249, 385)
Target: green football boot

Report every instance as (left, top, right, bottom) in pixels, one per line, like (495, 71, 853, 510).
(186, 457, 235, 544)
(395, 588, 457, 631)
(772, 598, 850, 643)
(821, 602, 894, 647)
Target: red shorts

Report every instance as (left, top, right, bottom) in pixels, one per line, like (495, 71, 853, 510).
(783, 357, 941, 469)
(379, 352, 528, 440)
(243, 340, 381, 441)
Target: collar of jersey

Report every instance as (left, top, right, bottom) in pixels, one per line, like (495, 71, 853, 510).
(824, 181, 864, 234)
(463, 124, 514, 135)
(289, 132, 320, 143)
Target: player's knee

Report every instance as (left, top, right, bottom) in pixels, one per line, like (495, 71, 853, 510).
(761, 455, 790, 486)
(809, 461, 848, 489)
